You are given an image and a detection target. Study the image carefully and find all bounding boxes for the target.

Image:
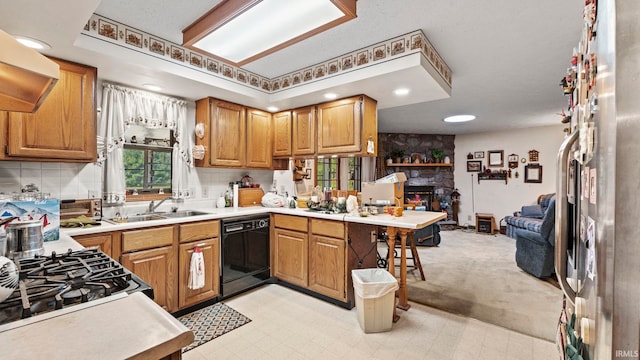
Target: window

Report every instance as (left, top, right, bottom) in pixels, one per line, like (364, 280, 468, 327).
(123, 145, 172, 193)
(315, 157, 362, 191)
(123, 125, 173, 195)
(316, 158, 338, 190)
(347, 157, 362, 191)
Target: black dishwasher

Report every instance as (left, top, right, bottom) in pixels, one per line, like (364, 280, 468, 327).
(220, 215, 270, 297)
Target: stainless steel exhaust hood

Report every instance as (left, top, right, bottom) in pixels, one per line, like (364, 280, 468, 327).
(0, 28, 59, 113)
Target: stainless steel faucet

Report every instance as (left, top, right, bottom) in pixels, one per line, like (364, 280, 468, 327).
(148, 196, 173, 213)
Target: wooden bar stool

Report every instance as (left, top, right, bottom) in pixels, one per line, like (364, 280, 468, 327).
(384, 227, 425, 281)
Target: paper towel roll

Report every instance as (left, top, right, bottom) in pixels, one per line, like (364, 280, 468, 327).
(233, 184, 239, 208)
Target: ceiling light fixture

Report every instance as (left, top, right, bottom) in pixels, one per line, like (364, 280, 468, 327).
(324, 92, 337, 99)
(443, 114, 476, 123)
(142, 84, 163, 92)
(267, 106, 279, 112)
(14, 35, 51, 50)
(183, 0, 356, 66)
(394, 88, 410, 96)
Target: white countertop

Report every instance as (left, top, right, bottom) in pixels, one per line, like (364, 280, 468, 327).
(63, 206, 446, 237)
(1, 292, 193, 360)
(1, 234, 193, 359)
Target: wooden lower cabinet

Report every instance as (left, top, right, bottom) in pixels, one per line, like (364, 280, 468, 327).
(121, 246, 177, 312)
(308, 234, 346, 301)
(73, 233, 113, 257)
(178, 238, 219, 309)
(273, 228, 308, 287)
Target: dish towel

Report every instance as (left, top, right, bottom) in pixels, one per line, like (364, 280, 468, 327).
(188, 246, 205, 290)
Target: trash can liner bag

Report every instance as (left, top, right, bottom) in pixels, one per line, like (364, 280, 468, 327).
(351, 268, 399, 299)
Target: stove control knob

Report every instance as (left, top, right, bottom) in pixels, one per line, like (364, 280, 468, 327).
(258, 219, 268, 228)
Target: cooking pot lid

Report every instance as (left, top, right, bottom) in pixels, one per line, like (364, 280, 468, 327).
(7, 219, 42, 228)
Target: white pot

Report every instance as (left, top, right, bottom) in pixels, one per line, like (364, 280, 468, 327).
(444, 156, 451, 164)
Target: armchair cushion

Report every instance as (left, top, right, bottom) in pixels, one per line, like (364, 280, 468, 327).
(521, 205, 544, 218)
(539, 198, 556, 240)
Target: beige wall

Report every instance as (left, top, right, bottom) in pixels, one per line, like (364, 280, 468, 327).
(453, 124, 566, 228)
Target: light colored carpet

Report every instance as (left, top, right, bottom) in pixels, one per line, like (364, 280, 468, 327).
(396, 229, 562, 341)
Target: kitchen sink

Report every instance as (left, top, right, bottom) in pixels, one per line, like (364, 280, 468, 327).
(105, 210, 212, 224)
(162, 210, 211, 218)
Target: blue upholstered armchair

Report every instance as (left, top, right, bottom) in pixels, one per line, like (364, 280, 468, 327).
(515, 197, 556, 278)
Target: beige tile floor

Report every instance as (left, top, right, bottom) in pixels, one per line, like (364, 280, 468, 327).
(182, 284, 558, 360)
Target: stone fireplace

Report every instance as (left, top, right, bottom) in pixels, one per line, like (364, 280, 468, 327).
(404, 185, 435, 210)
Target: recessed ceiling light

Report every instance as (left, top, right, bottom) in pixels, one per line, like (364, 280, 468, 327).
(443, 115, 476, 123)
(324, 93, 337, 99)
(14, 35, 51, 50)
(267, 106, 279, 112)
(394, 88, 410, 96)
(142, 84, 163, 92)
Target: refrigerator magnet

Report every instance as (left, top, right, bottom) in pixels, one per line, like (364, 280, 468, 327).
(583, 167, 589, 199)
(589, 168, 597, 204)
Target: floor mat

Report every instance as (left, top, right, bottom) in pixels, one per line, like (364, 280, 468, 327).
(178, 302, 252, 353)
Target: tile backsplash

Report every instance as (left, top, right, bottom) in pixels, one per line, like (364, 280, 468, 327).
(0, 161, 101, 200)
(0, 161, 288, 206)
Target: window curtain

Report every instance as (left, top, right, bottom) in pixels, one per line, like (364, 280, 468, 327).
(97, 83, 193, 205)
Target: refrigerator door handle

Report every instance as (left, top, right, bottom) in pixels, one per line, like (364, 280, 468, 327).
(555, 131, 579, 304)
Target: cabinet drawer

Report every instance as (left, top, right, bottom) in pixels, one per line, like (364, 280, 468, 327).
(122, 226, 174, 252)
(273, 214, 307, 232)
(310, 219, 344, 239)
(179, 220, 219, 243)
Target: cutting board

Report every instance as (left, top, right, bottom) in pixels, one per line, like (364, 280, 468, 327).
(238, 188, 264, 207)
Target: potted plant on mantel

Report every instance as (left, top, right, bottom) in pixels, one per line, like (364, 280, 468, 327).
(431, 149, 444, 163)
(390, 149, 407, 164)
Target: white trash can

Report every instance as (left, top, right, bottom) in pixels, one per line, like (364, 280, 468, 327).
(351, 268, 399, 333)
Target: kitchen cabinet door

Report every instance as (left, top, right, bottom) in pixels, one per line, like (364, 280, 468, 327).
(246, 108, 272, 168)
(209, 99, 246, 167)
(317, 95, 377, 156)
(272, 110, 292, 157)
(121, 246, 177, 312)
(178, 238, 219, 309)
(292, 106, 316, 156)
(73, 233, 113, 257)
(309, 234, 346, 301)
(273, 228, 308, 287)
(4, 57, 97, 161)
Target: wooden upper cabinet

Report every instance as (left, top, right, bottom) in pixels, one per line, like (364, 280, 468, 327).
(292, 106, 316, 156)
(246, 108, 272, 168)
(317, 95, 377, 156)
(272, 111, 292, 157)
(195, 97, 276, 168)
(209, 99, 246, 167)
(3, 57, 97, 161)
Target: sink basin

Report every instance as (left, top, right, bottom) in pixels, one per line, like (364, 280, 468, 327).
(162, 210, 211, 218)
(105, 214, 166, 223)
(104, 210, 212, 224)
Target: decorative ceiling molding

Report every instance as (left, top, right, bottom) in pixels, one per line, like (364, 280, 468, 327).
(82, 13, 451, 94)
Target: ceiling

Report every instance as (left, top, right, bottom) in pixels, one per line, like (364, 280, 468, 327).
(0, 0, 583, 134)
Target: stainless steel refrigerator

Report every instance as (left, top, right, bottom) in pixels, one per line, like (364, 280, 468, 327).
(555, 1, 640, 359)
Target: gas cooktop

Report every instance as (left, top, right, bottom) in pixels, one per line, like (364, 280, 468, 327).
(0, 249, 153, 327)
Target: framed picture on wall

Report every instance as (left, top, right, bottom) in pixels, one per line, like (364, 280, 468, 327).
(474, 151, 484, 159)
(467, 160, 482, 172)
(488, 150, 504, 167)
(524, 164, 543, 183)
